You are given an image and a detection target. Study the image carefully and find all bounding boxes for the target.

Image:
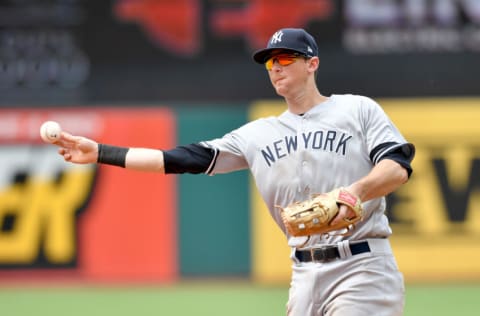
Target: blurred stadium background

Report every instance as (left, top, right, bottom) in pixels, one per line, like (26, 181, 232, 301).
(1, 0, 480, 315)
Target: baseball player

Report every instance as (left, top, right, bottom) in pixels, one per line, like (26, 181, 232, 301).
(54, 28, 415, 316)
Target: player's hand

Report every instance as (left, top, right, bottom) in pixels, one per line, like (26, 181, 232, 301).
(330, 185, 361, 227)
(329, 204, 356, 227)
(56, 132, 98, 164)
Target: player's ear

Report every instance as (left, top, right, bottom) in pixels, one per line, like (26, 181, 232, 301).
(307, 56, 320, 73)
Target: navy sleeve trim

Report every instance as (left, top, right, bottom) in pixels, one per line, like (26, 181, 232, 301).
(205, 146, 219, 175)
(370, 142, 416, 177)
(163, 143, 218, 174)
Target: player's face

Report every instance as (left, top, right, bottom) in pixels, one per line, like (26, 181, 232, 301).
(265, 53, 312, 97)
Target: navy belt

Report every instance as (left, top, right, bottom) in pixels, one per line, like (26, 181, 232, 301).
(295, 241, 371, 263)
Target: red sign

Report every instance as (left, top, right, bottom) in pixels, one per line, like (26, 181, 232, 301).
(0, 107, 178, 283)
(113, 0, 334, 55)
(114, 0, 201, 56)
(212, 0, 334, 49)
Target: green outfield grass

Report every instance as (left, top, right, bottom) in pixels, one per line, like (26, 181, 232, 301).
(1, 282, 479, 316)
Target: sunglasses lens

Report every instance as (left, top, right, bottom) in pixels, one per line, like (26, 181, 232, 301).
(265, 55, 298, 70)
(265, 59, 273, 70)
(278, 56, 296, 66)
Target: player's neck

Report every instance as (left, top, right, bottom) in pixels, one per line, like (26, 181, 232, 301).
(285, 88, 328, 115)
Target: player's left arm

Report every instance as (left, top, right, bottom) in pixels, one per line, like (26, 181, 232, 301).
(349, 141, 415, 201)
(330, 142, 414, 226)
(348, 158, 408, 202)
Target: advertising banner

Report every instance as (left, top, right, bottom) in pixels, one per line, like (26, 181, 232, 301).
(382, 98, 480, 282)
(1, 0, 478, 106)
(0, 108, 177, 283)
(250, 98, 480, 283)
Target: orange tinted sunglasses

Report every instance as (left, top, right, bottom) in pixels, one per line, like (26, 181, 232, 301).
(265, 54, 302, 71)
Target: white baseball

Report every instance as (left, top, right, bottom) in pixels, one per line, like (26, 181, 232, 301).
(40, 121, 62, 143)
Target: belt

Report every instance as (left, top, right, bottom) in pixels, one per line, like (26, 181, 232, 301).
(295, 241, 371, 263)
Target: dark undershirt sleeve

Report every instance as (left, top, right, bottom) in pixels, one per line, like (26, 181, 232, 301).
(163, 143, 218, 174)
(370, 142, 415, 177)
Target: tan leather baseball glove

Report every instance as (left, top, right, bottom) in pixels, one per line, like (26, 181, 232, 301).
(279, 188, 363, 237)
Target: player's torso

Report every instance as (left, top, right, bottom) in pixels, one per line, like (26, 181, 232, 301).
(245, 98, 371, 210)
(217, 94, 396, 243)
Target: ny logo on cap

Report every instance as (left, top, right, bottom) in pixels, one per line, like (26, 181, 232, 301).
(270, 31, 284, 44)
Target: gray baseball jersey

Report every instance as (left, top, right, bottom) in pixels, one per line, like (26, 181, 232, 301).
(202, 94, 411, 248)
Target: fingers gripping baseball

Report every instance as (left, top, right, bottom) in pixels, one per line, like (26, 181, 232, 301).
(40, 121, 96, 164)
(57, 132, 99, 164)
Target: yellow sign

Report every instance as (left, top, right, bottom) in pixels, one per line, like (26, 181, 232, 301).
(382, 98, 480, 282)
(250, 97, 480, 283)
(0, 147, 95, 266)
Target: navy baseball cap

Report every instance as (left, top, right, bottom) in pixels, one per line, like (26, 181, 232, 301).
(253, 28, 318, 64)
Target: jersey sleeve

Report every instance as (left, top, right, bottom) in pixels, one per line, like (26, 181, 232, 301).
(200, 127, 250, 175)
(360, 96, 415, 164)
